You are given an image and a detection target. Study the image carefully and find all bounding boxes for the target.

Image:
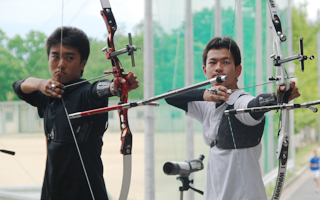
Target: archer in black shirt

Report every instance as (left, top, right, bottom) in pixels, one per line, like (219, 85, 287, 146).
(13, 26, 138, 200)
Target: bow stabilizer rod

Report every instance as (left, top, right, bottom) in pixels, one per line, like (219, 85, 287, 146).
(224, 100, 320, 115)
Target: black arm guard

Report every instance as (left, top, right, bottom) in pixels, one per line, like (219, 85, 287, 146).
(165, 89, 205, 112)
(248, 93, 277, 120)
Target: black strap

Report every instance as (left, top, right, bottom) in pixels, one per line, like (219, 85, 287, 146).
(277, 88, 293, 104)
(210, 139, 218, 148)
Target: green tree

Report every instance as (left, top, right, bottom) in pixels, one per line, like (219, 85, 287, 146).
(0, 28, 145, 102)
(0, 30, 27, 101)
(6, 30, 49, 80)
(291, 3, 320, 132)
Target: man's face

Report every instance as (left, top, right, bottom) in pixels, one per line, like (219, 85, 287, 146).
(48, 44, 86, 84)
(202, 48, 241, 90)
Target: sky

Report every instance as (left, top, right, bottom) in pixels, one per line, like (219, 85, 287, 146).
(0, 0, 145, 40)
(0, 0, 319, 41)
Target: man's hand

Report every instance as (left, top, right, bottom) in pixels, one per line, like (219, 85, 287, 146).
(203, 85, 230, 103)
(21, 77, 64, 98)
(39, 79, 64, 98)
(111, 72, 139, 95)
(275, 81, 300, 102)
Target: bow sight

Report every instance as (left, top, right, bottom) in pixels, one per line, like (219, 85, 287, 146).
(270, 37, 314, 71)
(101, 33, 142, 67)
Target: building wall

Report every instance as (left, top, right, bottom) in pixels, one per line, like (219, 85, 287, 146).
(0, 101, 147, 135)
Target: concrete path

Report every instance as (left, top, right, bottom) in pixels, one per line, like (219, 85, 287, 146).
(280, 166, 320, 200)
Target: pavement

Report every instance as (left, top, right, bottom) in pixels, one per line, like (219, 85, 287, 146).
(280, 166, 320, 200)
(1, 133, 320, 200)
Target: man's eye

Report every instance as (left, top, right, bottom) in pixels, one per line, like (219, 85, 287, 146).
(67, 56, 74, 60)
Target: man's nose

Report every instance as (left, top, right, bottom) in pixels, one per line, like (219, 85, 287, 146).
(215, 62, 223, 71)
(58, 59, 65, 70)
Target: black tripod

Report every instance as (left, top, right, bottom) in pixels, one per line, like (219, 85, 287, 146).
(177, 176, 203, 200)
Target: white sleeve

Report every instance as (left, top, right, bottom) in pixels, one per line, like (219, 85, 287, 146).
(186, 101, 210, 123)
(234, 95, 264, 126)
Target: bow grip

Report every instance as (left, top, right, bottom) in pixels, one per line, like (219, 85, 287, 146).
(277, 88, 292, 104)
(117, 72, 135, 95)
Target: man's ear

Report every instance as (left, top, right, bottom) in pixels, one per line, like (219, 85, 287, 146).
(235, 65, 242, 78)
(80, 60, 87, 70)
(202, 65, 207, 78)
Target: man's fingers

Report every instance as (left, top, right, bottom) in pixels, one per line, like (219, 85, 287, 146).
(290, 81, 296, 88)
(45, 80, 64, 98)
(113, 73, 139, 94)
(210, 94, 225, 103)
(126, 72, 137, 83)
(215, 89, 229, 99)
(46, 89, 62, 98)
(207, 88, 229, 102)
(49, 84, 64, 94)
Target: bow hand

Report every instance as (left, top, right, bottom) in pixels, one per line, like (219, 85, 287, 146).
(112, 72, 139, 97)
(275, 81, 300, 103)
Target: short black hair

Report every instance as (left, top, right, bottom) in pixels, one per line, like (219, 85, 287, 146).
(202, 37, 241, 67)
(46, 26, 90, 75)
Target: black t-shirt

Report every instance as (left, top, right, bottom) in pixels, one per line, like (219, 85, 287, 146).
(13, 79, 112, 200)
